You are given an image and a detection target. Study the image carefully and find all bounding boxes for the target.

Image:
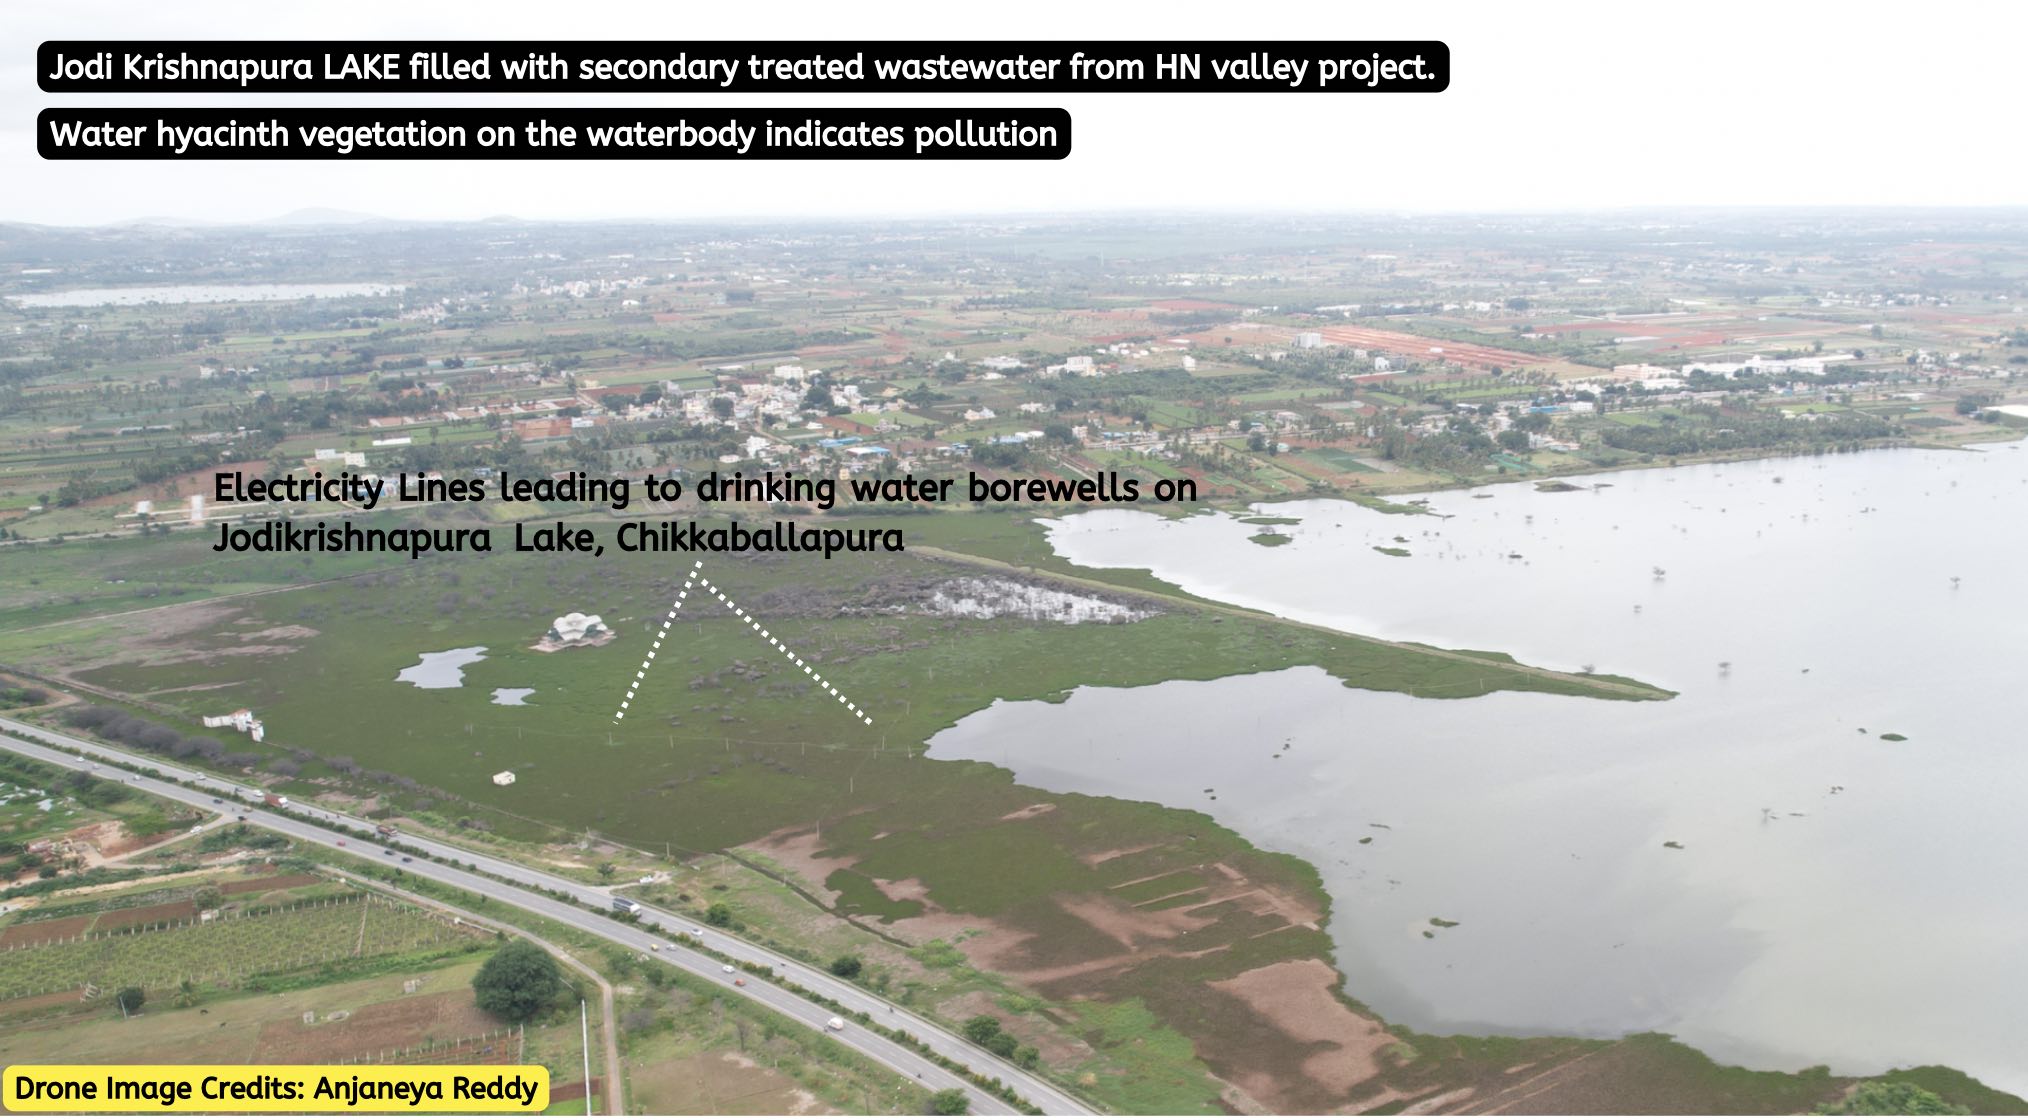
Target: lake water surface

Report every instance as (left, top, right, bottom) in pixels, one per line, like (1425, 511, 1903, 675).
(395, 647, 487, 689)
(929, 444, 2028, 1093)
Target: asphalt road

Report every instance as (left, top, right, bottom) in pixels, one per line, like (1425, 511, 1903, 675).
(0, 715, 1089, 1116)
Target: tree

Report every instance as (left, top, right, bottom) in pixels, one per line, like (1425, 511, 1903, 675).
(1015, 1044, 1040, 1069)
(961, 1015, 1002, 1045)
(472, 940, 565, 1021)
(596, 862, 616, 882)
(114, 987, 145, 1015)
(705, 901, 733, 926)
(827, 954, 863, 979)
(1816, 1081, 1966, 1115)
(925, 1088, 970, 1115)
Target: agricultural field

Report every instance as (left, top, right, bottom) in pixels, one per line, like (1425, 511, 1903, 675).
(0, 893, 482, 1000)
(0, 957, 513, 1066)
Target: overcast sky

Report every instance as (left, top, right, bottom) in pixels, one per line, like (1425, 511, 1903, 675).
(4, 0, 2024, 225)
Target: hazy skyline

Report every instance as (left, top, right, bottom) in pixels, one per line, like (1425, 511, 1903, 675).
(5, 0, 2025, 226)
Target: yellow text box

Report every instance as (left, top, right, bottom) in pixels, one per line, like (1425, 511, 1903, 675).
(3, 1065, 550, 1112)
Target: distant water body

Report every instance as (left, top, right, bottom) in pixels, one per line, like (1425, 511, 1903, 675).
(930, 443, 2028, 1093)
(7, 282, 402, 307)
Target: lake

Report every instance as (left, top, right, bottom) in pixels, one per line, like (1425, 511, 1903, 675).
(395, 647, 487, 689)
(929, 443, 2028, 1093)
(6, 282, 403, 307)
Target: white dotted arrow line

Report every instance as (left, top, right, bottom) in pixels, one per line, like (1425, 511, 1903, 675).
(613, 559, 702, 723)
(701, 577, 874, 727)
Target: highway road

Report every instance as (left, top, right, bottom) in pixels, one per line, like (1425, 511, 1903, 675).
(0, 715, 1089, 1116)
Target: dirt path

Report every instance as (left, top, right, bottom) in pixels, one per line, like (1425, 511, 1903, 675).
(93, 813, 232, 868)
(913, 545, 1675, 701)
(335, 871, 625, 1116)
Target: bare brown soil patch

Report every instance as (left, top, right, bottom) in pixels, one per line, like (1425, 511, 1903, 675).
(1077, 842, 1161, 867)
(628, 1050, 837, 1115)
(870, 876, 930, 904)
(0, 988, 89, 1017)
(1202, 861, 1324, 928)
(95, 899, 197, 930)
(999, 802, 1057, 822)
(741, 826, 860, 907)
(1057, 891, 1219, 953)
(0, 915, 93, 948)
(251, 991, 501, 1064)
(1209, 959, 1396, 1098)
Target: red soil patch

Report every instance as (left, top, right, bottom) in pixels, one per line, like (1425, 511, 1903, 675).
(0, 915, 92, 948)
(94, 900, 197, 931)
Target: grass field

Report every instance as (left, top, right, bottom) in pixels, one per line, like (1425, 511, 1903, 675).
(0, 894, 484, 1000)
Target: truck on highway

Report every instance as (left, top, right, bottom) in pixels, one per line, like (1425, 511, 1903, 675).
(611, 897, 643, 916)
(263, 793, 289, 809)
(374, 822, 398, 839)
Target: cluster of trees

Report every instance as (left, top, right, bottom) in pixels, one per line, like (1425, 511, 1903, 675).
(471, 940, 568, 1021)
(0, 686, 50, 710)
(827, 954, 863, 978)
(1598, 406, 1898, 457)
(1369, 417, 1499, 474)
(1954, 392, 1999, 417)
(959, 1014, 1041, 1069)
(61, 705, 254, 769)
(1815, 1081, 1967, 1115)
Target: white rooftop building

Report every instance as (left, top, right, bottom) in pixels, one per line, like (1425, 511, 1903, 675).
(547, 612, 608, 644)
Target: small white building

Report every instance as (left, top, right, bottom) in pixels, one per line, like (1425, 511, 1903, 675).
(202, 708, 265, 743)
(492, 771, 517, 786)
(547, 613, 608, 644)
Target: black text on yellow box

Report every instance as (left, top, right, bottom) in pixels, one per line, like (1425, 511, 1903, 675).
(5, 1065, 550, 1112)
